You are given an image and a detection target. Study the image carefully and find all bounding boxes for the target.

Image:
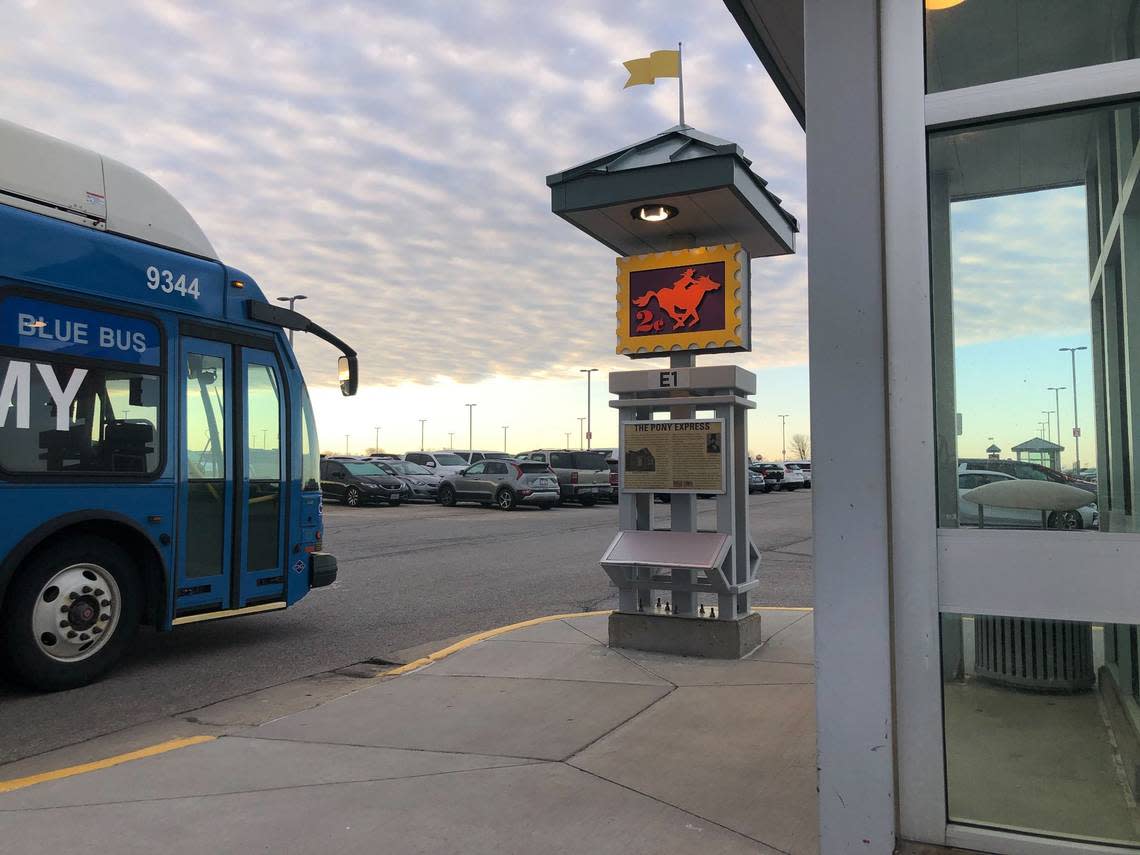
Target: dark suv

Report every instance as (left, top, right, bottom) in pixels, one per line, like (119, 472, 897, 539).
(320, 459, 408, 507)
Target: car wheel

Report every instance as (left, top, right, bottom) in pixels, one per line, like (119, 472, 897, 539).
(389, 500, 401, 507)
(496, 488, 517, 511)
(538, 503, 552, 510)
(1048, 510, 1082, 531)
(344, 486, 361, 507)
(579, 496, 597, 507)
(0, 536, 142, 691)
(438, 485, 456, 507)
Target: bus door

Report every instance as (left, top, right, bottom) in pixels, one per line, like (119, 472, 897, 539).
(177, 338, 234, 612)
(237, 349, 286, 606)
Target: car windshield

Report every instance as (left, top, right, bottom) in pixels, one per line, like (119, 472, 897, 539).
(388, 461, 432, 475)
(343, 462, 386, 476)
(572, 452, 608, 470)
(432, 453, 466, 465)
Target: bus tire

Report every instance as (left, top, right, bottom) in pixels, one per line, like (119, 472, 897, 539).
(0, 536, 142, 692)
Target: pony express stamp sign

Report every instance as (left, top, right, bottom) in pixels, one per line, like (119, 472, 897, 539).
(620, 418, 726, 494)
(616, 243, 750, 357)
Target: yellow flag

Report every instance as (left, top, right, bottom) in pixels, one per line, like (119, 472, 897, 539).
(623, 49, 681, 88)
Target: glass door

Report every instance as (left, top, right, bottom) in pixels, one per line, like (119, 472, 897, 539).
(238, 349, 285, 606)
(177, 338, 233, 613)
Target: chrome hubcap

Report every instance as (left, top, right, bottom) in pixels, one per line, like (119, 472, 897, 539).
(33, 563, 120, 662)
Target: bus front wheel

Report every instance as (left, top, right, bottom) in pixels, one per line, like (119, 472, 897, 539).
(0, 536, 142, 691)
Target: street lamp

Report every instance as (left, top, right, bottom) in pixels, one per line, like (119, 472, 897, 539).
(578, 417, 587, 450)
(276, 294, 307, 344)
(502, 425, 509, 452)
(448, 431, 455, 450)
(565, 431, 572, 448)
(1041, 410, 1052, 444)
(777, 414, 789, 462)
(580, 368, 598, 449)
(1047, 386, 1066, 456)
(418, 419, 427, 452)
(465, 404, 477, 457)
(373, 425, 381, 454)
(1059, 346, 1088, 471)
(344, 433, 350, 455)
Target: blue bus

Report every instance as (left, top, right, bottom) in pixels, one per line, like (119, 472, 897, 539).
(0, 120, 358, 690)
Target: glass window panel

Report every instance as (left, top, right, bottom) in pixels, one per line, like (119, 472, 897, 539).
(187, 353, 225, 480)
(246, 363, 280, 481)
(185, 352, 225, 578)
(246, 482, 280, 571)
(925, 1, 1140, 94)
(942, 611, 1140, 846)
(300, 385, 319, 492)
(0, 357, 160, 474)
(929, 100, 1140, 532)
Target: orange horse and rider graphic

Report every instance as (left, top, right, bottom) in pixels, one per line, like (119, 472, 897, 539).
(629, 262, 725, 335)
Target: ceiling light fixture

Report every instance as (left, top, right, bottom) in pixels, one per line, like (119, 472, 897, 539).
(632, 204, 678, 223)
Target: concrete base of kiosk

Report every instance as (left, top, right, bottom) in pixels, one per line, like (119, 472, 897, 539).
(609, 611, 763, 659)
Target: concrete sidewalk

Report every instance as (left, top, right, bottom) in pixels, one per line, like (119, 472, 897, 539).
(0, 609, 817, 854)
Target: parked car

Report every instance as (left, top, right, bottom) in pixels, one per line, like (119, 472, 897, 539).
(748, 467, 770, 493)
(752, 462, 783, 491)
(364, 453, 403, 461)
(795, 459, 811, 488)
(590, 447, 621, 502)
(773, 462, 805, 490)
(517, 449, 611, 505)
(438, 459, 560, 510)
(320, 459, 408, 507)
(371, 459, 442, 501)
(958, 458, 1097, 496)
(403, 450, 470, 477)
(455, 450, 515, 464)
(957, 470, 1098, 530)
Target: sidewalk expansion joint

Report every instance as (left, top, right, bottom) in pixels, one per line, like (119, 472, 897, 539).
(568, 764, 792, 855)
(562, 685, 677, 763)
(236, 734, 554, 764)
(0, 759, 552, 813)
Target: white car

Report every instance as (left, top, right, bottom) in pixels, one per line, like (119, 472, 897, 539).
(777, 463, 806, 491)
(957, 470, 1098, 530)
(403, 450, 470, 477)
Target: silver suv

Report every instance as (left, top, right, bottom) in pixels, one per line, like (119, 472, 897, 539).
(438, 459, 560, 510)
(517, 450, 611, 506)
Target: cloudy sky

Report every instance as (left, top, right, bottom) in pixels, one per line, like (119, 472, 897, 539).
(6, 0, 807, 455)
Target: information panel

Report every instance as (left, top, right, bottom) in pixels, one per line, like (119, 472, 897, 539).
(620, 418, 725, 494)
(0, 295, 161, 367)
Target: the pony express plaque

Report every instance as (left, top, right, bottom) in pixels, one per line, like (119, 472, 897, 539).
(615, 243, 750, 357)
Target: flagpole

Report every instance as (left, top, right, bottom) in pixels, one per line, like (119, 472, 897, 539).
(677, 41, 685, 126)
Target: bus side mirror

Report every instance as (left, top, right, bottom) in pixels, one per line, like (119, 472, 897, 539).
(338, 355, 358, 397)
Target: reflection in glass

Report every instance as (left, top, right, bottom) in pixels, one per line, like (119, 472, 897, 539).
(185, 352, 226, 578)
(245, 362, 281, 572)
(943, 612, 1140, 846)
(928, 101, 1140, 532)
(925, 1, 1140, 94)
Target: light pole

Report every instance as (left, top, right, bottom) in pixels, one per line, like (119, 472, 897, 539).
(578, 417, 586, 450)
(778, 414, 789, 462)
(580, 368, 598, 449)
(344, 433, 350, 455)
(1047, 386, 1066, 456)
(465, 404, 476, 456)
(565, 431, 572, 448)
(1059, 346, 1088, 471)
(418, 419, 427, 452)
(502, 425, 509, 452)
(1042, 410, 1053, 444)
(261, 429, 268, 449)
(373, 425, 381, 454)
(448, 431, 455, 450)
(276, 294, 307, 344)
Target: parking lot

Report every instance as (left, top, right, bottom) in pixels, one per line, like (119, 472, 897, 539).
(0, 491, 812, 766)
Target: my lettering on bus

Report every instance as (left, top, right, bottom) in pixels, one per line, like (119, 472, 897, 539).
(0, 360, 87, 431)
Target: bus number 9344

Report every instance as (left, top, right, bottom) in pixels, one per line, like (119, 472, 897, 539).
(145, 265, 200, 300)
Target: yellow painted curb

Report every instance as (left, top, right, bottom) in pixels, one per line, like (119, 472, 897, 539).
(0, 735, 216, 795)
(377, 610, 613, 677)
(376, 605, 814, 678)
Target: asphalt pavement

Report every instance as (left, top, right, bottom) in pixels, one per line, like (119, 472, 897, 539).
(0, 490, 812, 766)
